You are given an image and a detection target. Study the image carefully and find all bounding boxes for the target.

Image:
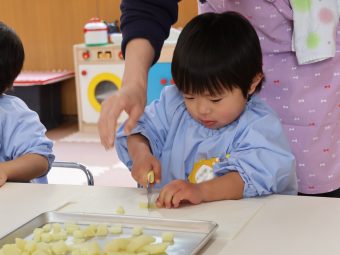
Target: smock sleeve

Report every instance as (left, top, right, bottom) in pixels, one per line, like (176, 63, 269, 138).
(115, 86, 183, 169)
(214, 114, 297, 197)
(1, 98, 55, 171)
(120, 0, 179, 64)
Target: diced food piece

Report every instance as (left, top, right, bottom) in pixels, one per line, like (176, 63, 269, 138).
(1, 244, 22, 255)
(52, 223, 62, 233)
(33, 228, 43, 242)
(65, 223, 80, 234)
(15, 238, 26, 251)
(73, 239, 85, 244)
(83, 226, 96, 239)
(24, 240, 37, 253)
(162, 232, 174, 243)
(42, 224, 51, 232)
(142, 243, 169, 254)
(126, 235, 155, 252)
(40, 233, 52, 243)
(51, 241, 68, 255)
(73, 230, 84, 239)
(104, 238, 132, 252)
(132, 226, 143, 236)
(80, 242, 101, 255)
(35, 242, 51, 253)
(52, 230, 68, 241)
(96, 224, 108, 236)
(115, 206, 125, 215)
(109, 225, 122, 234)
(138, 202, 157, 209)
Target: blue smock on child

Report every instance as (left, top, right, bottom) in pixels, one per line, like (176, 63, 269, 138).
(115, 85, 297, 197)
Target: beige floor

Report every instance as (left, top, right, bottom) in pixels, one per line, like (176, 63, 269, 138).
(46, 122, 136, 187)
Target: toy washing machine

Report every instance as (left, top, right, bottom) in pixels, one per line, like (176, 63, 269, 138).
(74, 43, 126, 131)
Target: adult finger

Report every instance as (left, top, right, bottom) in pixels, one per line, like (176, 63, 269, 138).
(98, 97, 123, 149)
(123, 105, 143, 135)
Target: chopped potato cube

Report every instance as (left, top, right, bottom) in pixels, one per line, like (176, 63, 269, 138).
(65, 223, 80, 234)
(115, 206, 125, 215)
(42, 224, 51, 232)
(162, 232, 174, 243)
(138, 202, 157, 210)
(35, 242, 51, 253)
(126, 235, 155, 252)
(32, 250, 50, 255)
(41, 233, 52, 243)
(70, 250, 81, 255)
(104, 238, 132, 252)
(1, 244, 22, 254)
(73, 230, 84, 239)
(142, 242, 169, 254)
(132, 227, 143, 236)
(15, 238, 26, 251)
(51, 241, 68, 255)
(33, 228, 43, 242)
(24, 240, 37, 253)
(87, 224, 97, 231)
(96, 224, 108, 236)
(52, 223, 62, 233)
(109, 225, 122, 234)
(73, 239, 85, 244)
(83, 227, 96, 238)
(81, 242, 101, 255)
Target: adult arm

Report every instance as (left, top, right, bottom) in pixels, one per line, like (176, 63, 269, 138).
(98, 0, 179, 149)
(120, 0, 179, 63)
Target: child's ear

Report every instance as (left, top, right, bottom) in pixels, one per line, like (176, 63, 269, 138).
(248, 73, 264, 95)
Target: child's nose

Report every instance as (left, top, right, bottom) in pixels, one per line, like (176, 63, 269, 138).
(197, 102, 211, 115)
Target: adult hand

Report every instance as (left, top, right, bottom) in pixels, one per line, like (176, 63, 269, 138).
(98, 84, 146, 150)
(98, 38, 154, 150)
(156, 180, 204, 208)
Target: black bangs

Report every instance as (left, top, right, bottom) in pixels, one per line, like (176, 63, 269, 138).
(172, 46, 240, 96)
(171, 12, 263, 97)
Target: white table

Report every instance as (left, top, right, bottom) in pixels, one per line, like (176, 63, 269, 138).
(1, 183, 340, 255)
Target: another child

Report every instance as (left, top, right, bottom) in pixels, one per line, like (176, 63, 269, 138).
(115, 12, 297, 208)
(0, 22, 54, 187)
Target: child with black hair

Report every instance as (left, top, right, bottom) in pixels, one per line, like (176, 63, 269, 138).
(0, 21, 54, 186)
(115, 12, 297, 208)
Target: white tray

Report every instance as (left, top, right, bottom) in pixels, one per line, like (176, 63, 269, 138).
(0, 211, 218, 254)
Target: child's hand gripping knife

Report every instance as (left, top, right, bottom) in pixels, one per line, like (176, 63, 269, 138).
(127, 134, 162, 187)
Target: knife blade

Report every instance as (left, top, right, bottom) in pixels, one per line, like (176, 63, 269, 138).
(146, 171, 155, 210)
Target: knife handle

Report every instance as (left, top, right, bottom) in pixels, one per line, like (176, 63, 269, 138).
(147, 171, 155, 184)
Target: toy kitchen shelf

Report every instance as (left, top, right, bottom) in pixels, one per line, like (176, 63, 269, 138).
(8, 70, 75, 130)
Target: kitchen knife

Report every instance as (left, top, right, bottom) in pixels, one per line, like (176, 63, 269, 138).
(147, 171, 155, 210)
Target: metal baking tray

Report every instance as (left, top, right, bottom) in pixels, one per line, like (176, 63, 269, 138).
(0, 211, 218, 254)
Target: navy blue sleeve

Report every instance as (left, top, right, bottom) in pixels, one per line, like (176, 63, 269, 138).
(120, 0, 179, 64)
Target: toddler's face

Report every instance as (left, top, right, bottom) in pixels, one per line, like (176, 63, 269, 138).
(183, 87, 247, 129)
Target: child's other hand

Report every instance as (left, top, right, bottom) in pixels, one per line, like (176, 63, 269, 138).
(0, 171, 7, 187)
(131, 153, 161, 187)
(156, 180, 203, 208)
